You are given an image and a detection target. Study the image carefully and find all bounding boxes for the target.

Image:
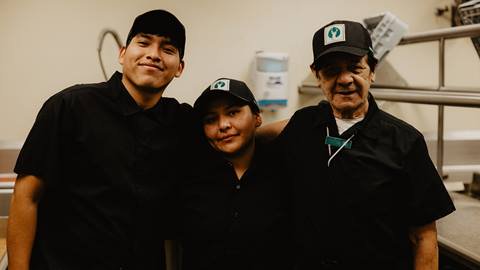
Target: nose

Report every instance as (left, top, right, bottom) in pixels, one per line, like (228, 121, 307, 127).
(218, 115, 231, 131)
(146, 46, 161, 62)
(336, 69, 354, 87)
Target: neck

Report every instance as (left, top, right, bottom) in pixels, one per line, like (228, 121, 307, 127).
(333, 101, 369, 120)
(227, 140, 255, 180)
(121, 77, 164, 110)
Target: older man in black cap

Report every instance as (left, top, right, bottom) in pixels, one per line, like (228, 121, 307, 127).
(8, 10, 190, 270)
(264, 20, 455, 269)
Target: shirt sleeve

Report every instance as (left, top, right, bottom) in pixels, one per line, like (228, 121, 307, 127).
(14, 94, 68, 186)
(274, 109, 304, 149)
(403, 135, 455, 226)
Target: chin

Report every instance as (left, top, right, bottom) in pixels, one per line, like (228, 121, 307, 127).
(220, 147, 239, 155)
(137, 80, 168, 93)
(215, 144, 240, 156)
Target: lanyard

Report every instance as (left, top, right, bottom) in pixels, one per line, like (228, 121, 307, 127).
(325, 126, 354, 167)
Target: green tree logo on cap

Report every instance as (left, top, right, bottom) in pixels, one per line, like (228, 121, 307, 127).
(324, 24, 346, 45)
(328, 27, 341, 39)
(214, 81, 226, 88)
(210, 79, 230, 91)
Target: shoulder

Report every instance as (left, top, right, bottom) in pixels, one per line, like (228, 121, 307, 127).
(45, 81, 111, 107)
(371, 109, 425, 152)
(160, 98, 194, 123)
(290, 100, 331, 125)
(279, 101, 329, 137)
(162, 97, 193, 113)
(376, 110, 423, 137)
(292, 102, 327, 121)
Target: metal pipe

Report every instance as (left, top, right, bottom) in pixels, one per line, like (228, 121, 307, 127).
(371, 84, 480, 94)
(298, 85, 480, 107)
(399, 24, 480, 45)
(368, 88, 480, 107)
(97, 29, 123, 80)
(437, 38, 445, 178)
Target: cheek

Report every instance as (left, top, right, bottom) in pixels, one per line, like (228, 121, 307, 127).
(353, 74, 372, 91)
(203, 126, 217, 140)
(164, 54, 181, 67)
(321, 78, 335, 89)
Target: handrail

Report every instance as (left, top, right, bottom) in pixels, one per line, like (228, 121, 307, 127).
(300, 83, 480, 107)
(370, 88, 480, 107)
(399, 24, 480, 45)
(371, 84, 480, 93)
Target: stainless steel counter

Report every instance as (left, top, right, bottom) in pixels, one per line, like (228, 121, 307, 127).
(437, 192, 480, 267)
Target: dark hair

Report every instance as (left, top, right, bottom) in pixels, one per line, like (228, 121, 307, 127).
(366, 52, 378, 72)
(126, 10, 186, 59)
(197, 93, 259, 119)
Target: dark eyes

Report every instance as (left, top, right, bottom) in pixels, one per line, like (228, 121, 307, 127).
(163, 46, 177, 55)
(203, 116, 216, 125)
(135, 39, 177, 55)
(322, 66, 341, 77)
(228, 110, 239, 116)
(202, 109, 240, 125)
(321, 65, 364, 77)
(350, 65, 364, 74)
(137, 40, 149, 46)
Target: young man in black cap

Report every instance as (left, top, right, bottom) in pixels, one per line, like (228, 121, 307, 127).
(8, 10, 190, 270)
(263, 21, 455, 269)
(180, 78, 292, 270)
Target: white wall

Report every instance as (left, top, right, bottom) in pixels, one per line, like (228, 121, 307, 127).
(1, 0, 480, 141)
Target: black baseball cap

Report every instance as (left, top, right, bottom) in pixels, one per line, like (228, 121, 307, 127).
(126, 10, 186, 59)
(311, 20, 376, 69)
(194, 78, 260, 115)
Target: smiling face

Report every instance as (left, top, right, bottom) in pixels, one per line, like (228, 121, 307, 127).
(119, 33, 184, 94)
(314, 53, 375, 119)
(201, 95, 262, 158)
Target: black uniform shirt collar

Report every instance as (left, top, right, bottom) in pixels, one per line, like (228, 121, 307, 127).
(106, 71, 176, 126)
(313, 93, 382, 139)
(202, 137, 264, 181)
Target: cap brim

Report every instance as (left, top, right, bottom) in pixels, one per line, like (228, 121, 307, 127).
(311, 46, 368, 67)
(194, 90, 251, 112)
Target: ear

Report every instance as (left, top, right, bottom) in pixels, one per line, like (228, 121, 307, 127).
(254, 113, 262, 128)
(118, 47, 126, 65)
(310, 66, 320, 80)
(175, 60, 185, 78)
(312, 70, 326, 93)
(369, 71, 376, 83)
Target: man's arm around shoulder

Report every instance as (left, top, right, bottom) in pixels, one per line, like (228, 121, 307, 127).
(410, 221, 439, 270)
(7, 175, 45, 270)
(256, 119, 289, 143)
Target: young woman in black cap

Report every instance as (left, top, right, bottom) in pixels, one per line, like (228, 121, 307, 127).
(180, 78, 293, 270)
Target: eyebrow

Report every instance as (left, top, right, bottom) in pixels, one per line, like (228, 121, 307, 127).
(136, 33, 175, 46)
(137, 33, 153, 40)
(203, 102, 243, 116)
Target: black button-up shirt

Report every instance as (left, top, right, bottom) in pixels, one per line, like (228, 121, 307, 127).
(180, 142, 292, 270)
(276, 94, 455, 270)
(15, 72, 193, 270)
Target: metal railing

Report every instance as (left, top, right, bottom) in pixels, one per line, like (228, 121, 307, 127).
(373, 24, 480, 178)
(299, 24, 480, 178)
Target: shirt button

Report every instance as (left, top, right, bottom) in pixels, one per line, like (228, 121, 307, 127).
(235, 184, 241, 190)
